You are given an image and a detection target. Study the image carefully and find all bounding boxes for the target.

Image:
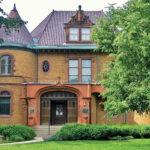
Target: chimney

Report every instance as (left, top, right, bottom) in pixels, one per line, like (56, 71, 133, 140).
(78, 5, 82, 11)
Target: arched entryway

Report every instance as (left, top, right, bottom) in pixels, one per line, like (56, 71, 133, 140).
(40, 91, 77, 125)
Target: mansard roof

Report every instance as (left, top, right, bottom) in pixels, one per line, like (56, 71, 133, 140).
(0, 4, 33, 46)
(31, 8, 104, 46)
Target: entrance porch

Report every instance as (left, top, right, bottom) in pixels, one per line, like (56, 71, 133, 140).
(25, 84, 103, 126)
(40, 91, 77, 125)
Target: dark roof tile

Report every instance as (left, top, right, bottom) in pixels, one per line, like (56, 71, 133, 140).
(31, 10, 103, 46)
(0, 4, 33, 45)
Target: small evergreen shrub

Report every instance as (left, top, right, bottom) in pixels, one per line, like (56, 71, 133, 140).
(109, 136, 134, 140)
(9, 135, 24, 142)
(141, 126, 150, 138)
(48, 124, 150, 141)
(0, 125, 36, 142)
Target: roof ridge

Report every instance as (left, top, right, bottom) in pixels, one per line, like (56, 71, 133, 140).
(38, 10, 55, 43)
(53, 10, 103, 12)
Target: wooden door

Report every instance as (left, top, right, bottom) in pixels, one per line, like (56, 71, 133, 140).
(51, 101, 67, 125)
(40, 99, 51, 125)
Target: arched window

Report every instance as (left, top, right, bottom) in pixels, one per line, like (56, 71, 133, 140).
(0, 91, 11, 115)
(0, 55, 12, 75)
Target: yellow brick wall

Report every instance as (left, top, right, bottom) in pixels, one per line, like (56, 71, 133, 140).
(95, 53, 112, 81)
(91, 96, 134, 124)
(0, 49, 37, 125)
(91, 95, 150, 125)
(0, 49, 150, 125)
(0, 85, 27, 125)
(0, 49, 37, 82)
(38, 53, 110, 83)
(38, 53, 67, 83)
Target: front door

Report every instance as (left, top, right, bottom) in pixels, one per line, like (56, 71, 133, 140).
(51, 101, 67, 125)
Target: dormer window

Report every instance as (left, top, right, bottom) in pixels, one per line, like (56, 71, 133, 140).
(64, 5, 94, 44)
(69, 28, 79, 41)
(81, 28, 91, 41)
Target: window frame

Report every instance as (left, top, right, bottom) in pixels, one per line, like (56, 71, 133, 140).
(42, 60, 50, 72)
(81, 59, 92, 83)
(68, 59, 79, 83)
(68, 58, 92, 84)
(0, 55, 13, 75)
(81, 28, 91, 41)
(69, 28, 79, 41)
(0, 91, 11, 116)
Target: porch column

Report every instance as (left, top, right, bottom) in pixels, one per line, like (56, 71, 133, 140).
(27, 98, 37, 126)
(79, 98, 91, 124)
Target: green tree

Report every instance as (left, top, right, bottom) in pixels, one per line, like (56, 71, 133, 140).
(92, 0, 150, 117)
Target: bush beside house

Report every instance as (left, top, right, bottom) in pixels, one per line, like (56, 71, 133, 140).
(49, 124, 150, 141)
(0, 125, 36, 142)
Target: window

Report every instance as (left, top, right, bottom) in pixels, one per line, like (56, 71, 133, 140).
(69, 28, 79, 41)
(81, 28, 91, 41)
(69, 60, 78, 83)
(0, 55, 12, 75)
(0, 91, 11, 115)
(42, 60, 50, 72)
(82, 60, 92, 83)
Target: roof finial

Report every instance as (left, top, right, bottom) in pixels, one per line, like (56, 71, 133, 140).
(78, 5, 82, 11)
(13, 3, 16, 11)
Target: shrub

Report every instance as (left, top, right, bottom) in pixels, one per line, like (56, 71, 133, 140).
(9, 135, 24, 142)
(0, 125, 36, 142)
(141, 126, 150, 138)
(48, 124, 150, 141)
(109, 136, 134, 140)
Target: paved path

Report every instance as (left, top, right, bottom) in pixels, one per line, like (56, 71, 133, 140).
(0, 137, 43, 146)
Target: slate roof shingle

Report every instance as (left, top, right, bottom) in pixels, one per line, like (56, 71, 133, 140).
(0, 4, 33, 46)
(31, 10, 104, 46)
(0, 5, 103, 47)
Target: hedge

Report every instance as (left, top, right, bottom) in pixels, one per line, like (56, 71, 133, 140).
(0, 125, 36, 142)
(49, 124, 150, 141)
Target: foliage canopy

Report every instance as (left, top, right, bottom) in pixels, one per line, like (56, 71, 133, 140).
(92, 0, 150, 117)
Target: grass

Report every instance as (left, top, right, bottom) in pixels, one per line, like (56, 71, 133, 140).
(0, 139, 150, 150)
(0, 141, 12, 144)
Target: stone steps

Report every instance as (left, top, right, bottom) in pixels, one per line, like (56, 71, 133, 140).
(34, 125, 63, 138)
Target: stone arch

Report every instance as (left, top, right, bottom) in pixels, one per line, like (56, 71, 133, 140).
(39, 88, 78, 125)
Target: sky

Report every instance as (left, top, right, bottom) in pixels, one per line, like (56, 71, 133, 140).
(1, 0, 128, 31)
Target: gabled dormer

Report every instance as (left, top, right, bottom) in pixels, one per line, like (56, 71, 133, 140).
(64, 5, 94, 44)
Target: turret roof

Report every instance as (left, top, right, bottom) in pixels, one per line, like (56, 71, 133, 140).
(0, 4, 33, 46)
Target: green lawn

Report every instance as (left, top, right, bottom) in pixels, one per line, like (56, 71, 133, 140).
(0, 139, 150, 150)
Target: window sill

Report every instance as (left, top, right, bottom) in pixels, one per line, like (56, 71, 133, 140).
(0, 115, 11, 118)
(0, 74, 13, 77)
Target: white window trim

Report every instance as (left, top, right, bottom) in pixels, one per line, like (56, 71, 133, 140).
(0, 55, 11, 75)
(69, 28, 79, 41)
(81, 28, 91, 41)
